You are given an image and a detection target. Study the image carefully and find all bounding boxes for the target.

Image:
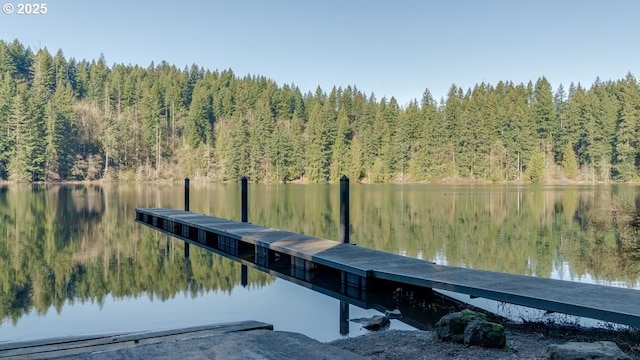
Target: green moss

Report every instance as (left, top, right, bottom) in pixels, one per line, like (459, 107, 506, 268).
(491, 323, 505, 336)
(460, 309, 487, 321)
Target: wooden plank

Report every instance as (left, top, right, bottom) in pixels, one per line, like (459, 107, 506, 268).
(135, 208, 640, 328)
(0, 321, 272, 359)
(0, 334, 121, 352)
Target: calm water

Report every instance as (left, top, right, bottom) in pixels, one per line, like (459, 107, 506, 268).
(0, 183, 639, 342)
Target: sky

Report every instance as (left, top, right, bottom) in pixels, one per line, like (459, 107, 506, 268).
(1, 0, 639, 105)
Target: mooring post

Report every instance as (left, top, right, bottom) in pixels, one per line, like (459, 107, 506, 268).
(241, 176, 248, 223)
(241, 264, 248, 287)
(240, 176, 248, 284)
(340, 175, 350, 244)
(339, 300, 350, 335)
(184, 177, 190, 259)
(184, 177, 190, 212)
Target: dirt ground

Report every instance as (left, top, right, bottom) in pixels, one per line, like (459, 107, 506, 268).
(329, 324, 640, 360)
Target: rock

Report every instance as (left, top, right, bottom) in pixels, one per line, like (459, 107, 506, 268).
(547, 341, 630, 360)
(435, 310, 506, 348)
(435, 309, 486, 344)
(385, 309, 402, 319)
(351, 315, 391, 330)
(463, 319, 506, 349)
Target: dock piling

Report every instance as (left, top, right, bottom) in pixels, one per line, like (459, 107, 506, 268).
(340, 175, 350, 244)
(339, 301, 349, 335)
(184, 177, 190, 259)
(241, 176, 248, 223)
(241, 176, 248, 284)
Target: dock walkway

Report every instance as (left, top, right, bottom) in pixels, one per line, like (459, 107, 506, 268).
(135, 208, 640, 328)
(0, 321, 273, 359)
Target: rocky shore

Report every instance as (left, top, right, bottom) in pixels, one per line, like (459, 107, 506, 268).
(329, 323, 639, 360)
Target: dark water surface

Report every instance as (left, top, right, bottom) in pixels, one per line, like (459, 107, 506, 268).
(0, 183, 638, 342)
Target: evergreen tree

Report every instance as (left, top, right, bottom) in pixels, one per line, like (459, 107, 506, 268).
(392, 99, 416, 182)
(0, 72, 15, 178)
(562, 142, 578, 179)
(185, 81, 214, 148)
(533, 77, 556, 169)
(504, 84, 535, 180)
(527, 149, 545, 183)
(32, 48, 55, 96)
(614, 73, 640, 180)
(87, 54, 108, 102)
(8, 82, 46, 181)
(411, 89, 439, 180)
(305, 102, 330, 182)
(286, 114, 306, 180)
(226, 114, 250, 180)
(329, 108, 352, 182)
(44, 82, 76, 180)
(444, 85, 463, 177)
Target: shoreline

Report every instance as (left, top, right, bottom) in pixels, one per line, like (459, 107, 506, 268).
(0, 177, 632, 185)
(1, 320, 636, 360)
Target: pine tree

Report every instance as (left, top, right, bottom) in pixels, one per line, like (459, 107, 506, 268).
(504, 84, 535, 180)
(305, 102, 330, 182)
(378, 97, 400, 181)
(410, 89, 438, 180)
(286, 114, 305, 180)
(533, 77, 556, 171)
(561, 142, 578, 179)
(185, 81, 214, 148)
(87, 54, 108, 103)
(0, 72, 15, 178)
(329, 108, 352, 182)
(8, 82, 46, 181)
(614, 73, 640, 180)
(392, 99, 416, 182)
(45, 82, 76, 180)
(444, 85, 463, 178)
(527, 149, 545, 183)
(226, 114, 249, 180)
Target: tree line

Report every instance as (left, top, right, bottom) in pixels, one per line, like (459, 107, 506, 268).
(1, 39, 640, 183)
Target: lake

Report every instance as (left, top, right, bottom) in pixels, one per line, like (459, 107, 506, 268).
(0, 183, 639, 342)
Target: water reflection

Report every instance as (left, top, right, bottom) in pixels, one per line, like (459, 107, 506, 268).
(0, 184, 639, 340)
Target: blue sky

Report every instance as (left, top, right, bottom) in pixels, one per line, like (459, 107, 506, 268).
(1, 0, 639, 105)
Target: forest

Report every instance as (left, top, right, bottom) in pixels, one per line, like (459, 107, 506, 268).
(1, 39, 639, 183)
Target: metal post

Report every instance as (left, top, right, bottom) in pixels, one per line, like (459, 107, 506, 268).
(241, 176, 248, 284)
(340, 175, 350, 244)
(241, 176, 248, 223)
(184, 177, 190, 259)
(184, 177, 190, 212)
(340, 301, 350, 335)
(241, 264, 248, 287)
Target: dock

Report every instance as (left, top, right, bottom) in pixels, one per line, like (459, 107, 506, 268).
(0, 321, 273, 359)
(0, 320, 369, 360)
(135, 208, 640, 329)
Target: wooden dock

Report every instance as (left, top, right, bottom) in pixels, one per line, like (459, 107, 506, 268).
(0, 321, 272, 359)
(135, 208, 640, 329)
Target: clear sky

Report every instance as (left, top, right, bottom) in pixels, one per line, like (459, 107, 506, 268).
(1, 0, 638, 105)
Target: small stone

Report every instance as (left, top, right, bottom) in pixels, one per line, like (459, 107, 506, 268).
(350, 315, 391, 331)
(547, 341, 630, 360)
(385, 309, 402, 319)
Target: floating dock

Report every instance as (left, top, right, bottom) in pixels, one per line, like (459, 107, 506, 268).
(135, 208, 640, 328)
